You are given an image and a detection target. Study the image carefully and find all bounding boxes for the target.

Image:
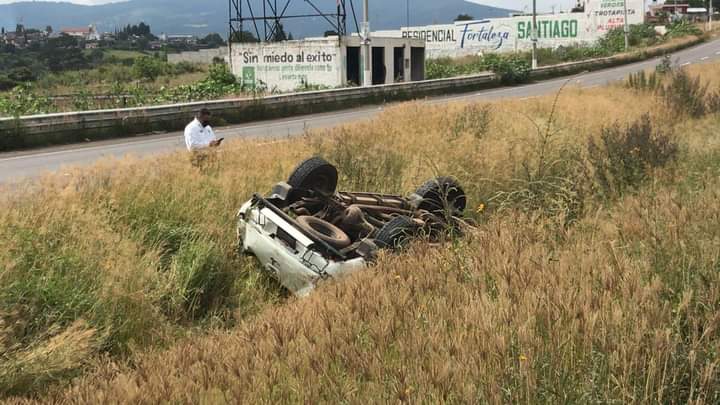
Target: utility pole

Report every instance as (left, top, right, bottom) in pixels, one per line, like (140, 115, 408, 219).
(406, 0, 410, 28)
(623, 0, 630, 50)
(532, 0, 538, 69)
(709, 0, 715, 32)
(362, 0, 372, 86)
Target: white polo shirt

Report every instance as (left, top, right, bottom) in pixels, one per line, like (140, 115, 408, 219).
(184, 118, 217, 151)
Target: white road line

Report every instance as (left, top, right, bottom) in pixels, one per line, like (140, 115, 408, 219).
(681, 62, 691, 66)
(716, 51, 720, 55)
(701, 56, 709, 61)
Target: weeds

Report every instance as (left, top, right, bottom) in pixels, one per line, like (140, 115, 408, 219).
(626, 70, 662, 92)
(587, 114, 678, 198)
(662, 68, 710, 118)
(447, 104, 492, 141)
(490, 82, 587, 226)
(2, 63, 720, 402)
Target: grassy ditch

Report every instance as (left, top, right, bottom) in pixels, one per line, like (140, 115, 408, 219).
(1, 62, 720, 403)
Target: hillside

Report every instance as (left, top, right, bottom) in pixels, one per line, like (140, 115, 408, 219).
(1, 62, 719, 402)
(0, 0, 512, 38)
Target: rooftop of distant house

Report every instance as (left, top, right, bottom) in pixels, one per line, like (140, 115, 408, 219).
(61, 27, 92, 34)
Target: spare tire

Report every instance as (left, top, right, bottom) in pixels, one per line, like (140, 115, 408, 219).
(296, 216, 352, 249)
(415, 176, 467, 215)
(375, 216, 419, 250)
(288, 157, 338, 196)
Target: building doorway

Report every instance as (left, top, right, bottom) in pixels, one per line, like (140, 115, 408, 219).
(393, 47, 405, 82)
(411, 47, 425, 81)
(346, 46, 361, 86)
(372, 46, 386, 85)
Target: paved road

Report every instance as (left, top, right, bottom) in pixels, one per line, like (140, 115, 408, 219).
(2, 38, 720, 183)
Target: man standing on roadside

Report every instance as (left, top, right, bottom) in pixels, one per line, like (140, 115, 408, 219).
(184, 108, 223, 168)
(184, 108, 222, 151)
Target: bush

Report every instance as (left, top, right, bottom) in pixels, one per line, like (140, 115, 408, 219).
(626, 70, 662, 93)
(132, 56, 167, 82)
(206, 61, 237, 86)
(587, 114, 678, 197)
(483, 54, 531, 85)
(665, 20, 703, 38)
(597, 23, 659, 53)
(426, 54, 530, 84)
(661, 68, 709, 118)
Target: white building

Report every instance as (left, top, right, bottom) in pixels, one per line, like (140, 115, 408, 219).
(229, 36, 426, 92)
(60, 24, 101, 41)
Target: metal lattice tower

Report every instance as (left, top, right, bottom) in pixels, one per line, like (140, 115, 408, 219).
(229, 0, 357, 42)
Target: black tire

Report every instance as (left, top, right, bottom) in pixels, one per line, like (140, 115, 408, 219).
(375, 216, 419, 250)
(296, 216, 352, 249)
(415, 176, 467, 215)
(288, 157, 338, 196)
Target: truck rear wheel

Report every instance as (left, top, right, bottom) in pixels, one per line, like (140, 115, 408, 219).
(375, 216, 419, 250)
(415, 177, 467, 216)
(288, 157, 338, 196)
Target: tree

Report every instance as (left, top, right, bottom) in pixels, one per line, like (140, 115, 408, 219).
(117, 22, 157, 41)
(229, 30, 259, 43)
(271, 23, 289, 41)
(132, 56, 165, 81)
(455, 14, 474, 21)
(199, 33, 226, 48)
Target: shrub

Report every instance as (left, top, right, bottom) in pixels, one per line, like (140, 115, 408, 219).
(0, 84, 55, 117)
(626, 70, 662, 93)
(665, 20, 703, 38)
(206, 61, 237, 86)
(661, 68, 709, 118)
(448, 103, 492, 141)
(484, 54, 531, 85)
(708, 91, 720, 114)
(132, 56, 166, 82)
(587, 114, 678, 197)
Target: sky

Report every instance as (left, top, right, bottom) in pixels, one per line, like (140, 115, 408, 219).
(0, 0, 579, 10)
(468, 0, 581, 14)
(0, 0, 124, 4)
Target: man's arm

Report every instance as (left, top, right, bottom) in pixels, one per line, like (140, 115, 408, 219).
(207, 126, 221, 147)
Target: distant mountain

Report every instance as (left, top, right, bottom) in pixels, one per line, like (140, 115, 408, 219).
(0, 0, 514, 38)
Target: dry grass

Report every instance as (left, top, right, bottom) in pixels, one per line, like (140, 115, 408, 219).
(1, 62, 719, 402)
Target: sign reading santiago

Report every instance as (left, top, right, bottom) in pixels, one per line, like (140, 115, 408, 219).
(382, 0, 644, 58)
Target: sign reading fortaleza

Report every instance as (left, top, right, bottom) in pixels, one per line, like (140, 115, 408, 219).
(229, 40, 341, 92)
(376, 0, 644, 58)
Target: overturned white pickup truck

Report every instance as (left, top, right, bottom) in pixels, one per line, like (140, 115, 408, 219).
(237, 157, 467, 296)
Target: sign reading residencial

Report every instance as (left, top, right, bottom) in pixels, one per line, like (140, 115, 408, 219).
(375, 0, 644, 58)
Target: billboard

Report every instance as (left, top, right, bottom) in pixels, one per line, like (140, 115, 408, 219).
(229, 40, 342, 92)
(376, 0, 645, 58)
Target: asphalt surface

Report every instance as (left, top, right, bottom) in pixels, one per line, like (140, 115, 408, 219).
(2, 38, 720, 183)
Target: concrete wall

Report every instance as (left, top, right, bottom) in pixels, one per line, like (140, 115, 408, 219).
(229, 39, 343, 92)
(167, 48, 228, 64)
(374, 0, 645, 59)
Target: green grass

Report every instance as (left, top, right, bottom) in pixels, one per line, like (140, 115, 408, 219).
(1, 62, 719, 402)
